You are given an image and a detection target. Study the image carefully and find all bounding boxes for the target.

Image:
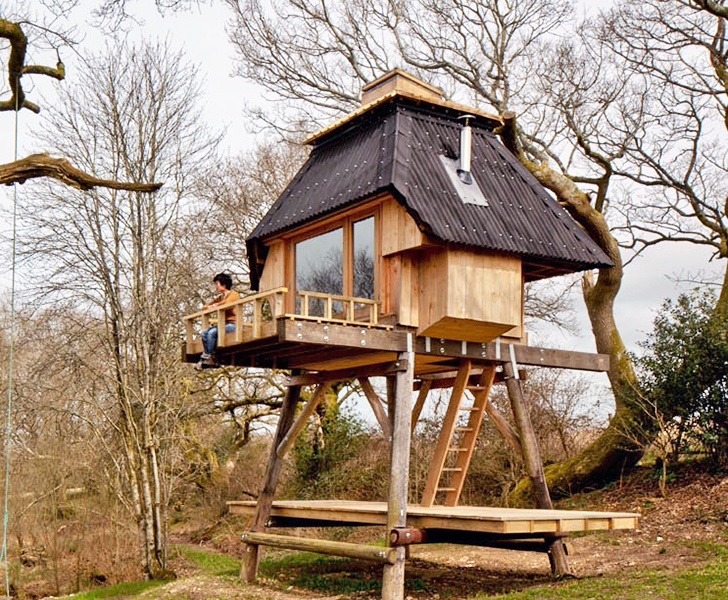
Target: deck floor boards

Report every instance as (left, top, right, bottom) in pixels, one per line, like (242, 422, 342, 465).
(228, 499, 639, 536)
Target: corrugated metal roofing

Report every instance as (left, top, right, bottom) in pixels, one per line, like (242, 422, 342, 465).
(247, 98, 612, 287)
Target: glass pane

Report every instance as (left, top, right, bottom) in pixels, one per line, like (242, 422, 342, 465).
(353, 216, 375, 299)
(295, 227, 343, 297)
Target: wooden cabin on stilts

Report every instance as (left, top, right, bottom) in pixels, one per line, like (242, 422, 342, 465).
(182, 70, 639, 599)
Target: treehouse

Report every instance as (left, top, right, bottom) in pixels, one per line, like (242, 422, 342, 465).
(182, 70, 638, 599)
(183, 69, 611, 374)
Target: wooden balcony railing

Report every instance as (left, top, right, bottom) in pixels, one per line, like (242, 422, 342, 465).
(295, 290, 380, 325)
(183, 288, 383, 356)
(183, 287, 288, 354)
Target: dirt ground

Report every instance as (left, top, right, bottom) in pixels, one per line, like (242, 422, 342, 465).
(140, 468, 728, 600)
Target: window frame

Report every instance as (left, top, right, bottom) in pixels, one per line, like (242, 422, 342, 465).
(286, 205, 381, 312)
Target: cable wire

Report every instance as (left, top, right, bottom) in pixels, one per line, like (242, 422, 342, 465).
(1, 83, 21, 599)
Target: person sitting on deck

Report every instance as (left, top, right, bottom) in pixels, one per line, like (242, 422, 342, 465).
(195, 272, 240, 370)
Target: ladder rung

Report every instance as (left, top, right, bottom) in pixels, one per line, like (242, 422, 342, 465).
(455, 427, 473, 432)
(459, 406, 479, 411)
(442, 468, 463, 472)
(448, 447, 468, 452)
(437, 487, 457, 492)
(466, 385, 487, 391)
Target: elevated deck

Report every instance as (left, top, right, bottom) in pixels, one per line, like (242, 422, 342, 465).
(182, 289, 609, 375)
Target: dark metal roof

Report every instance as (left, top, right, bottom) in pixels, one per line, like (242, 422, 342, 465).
(247, 97, 612, 288)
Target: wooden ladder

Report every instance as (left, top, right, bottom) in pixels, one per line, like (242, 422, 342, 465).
(420, 360, 496, 507)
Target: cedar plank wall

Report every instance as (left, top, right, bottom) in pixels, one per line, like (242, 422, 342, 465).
(256, 195, 523, 342)
(380, 197, 523, 341)
(417, 248, 522, 341)
(258, 241, 286, 291)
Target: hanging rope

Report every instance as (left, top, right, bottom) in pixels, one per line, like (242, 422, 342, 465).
(1, 80, 21, 599)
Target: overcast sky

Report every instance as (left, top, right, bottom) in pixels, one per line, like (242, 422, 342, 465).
(1, 0, 723, 361)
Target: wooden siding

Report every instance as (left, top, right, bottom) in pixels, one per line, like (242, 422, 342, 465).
(418, 248, 522, 342)
(383, 252, 419, 326)
(258, 241, 286, 291)
(254, 196, 523, 344)
(380, 198, 430, 256)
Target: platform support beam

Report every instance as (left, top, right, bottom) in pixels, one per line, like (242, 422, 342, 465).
(240, 383, 302, 582)
(382, 343, 414, 600)
(503, 360, 570, 576)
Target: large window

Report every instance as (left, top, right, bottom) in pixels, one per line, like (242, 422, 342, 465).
(295, 227, 343, 296)
(293, 214, 376, 313)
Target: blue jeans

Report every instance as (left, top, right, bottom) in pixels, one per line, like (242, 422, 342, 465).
(201, 323, 236, 357)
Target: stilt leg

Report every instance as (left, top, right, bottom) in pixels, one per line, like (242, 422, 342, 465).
(503, 360, 570, 576)
(240, 384, 302, 582)
(382, 346, 414, 600)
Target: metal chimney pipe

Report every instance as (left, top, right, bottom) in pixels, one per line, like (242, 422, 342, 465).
(458, 115, 475, 184)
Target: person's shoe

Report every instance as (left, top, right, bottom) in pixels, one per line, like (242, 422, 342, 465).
(200, 356, 219, 369)
(194, 359, 205, 371)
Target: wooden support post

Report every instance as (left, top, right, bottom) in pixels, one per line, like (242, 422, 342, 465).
(484, 398, 522, 455)
(503, 359, 570, 576)
(240, 383, 302, 582)
(382, 342, 414, 600)
(410, 379, 432, 435)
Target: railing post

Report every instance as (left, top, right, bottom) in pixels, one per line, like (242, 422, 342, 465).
(217, 308, 227, 348)
(253, 298, 262, 338)
(235, 304, 244, 343)
(184, 318, 194, 354)
(274, 291, 285, 316)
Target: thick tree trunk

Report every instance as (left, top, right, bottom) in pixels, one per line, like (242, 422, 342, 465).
(716, 261, 728, 318)
(500, 116, 645, 501)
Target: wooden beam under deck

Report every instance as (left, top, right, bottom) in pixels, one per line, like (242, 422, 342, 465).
(228, 500, 639, 536)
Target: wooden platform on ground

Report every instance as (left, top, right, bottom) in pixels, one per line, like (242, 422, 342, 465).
(228, 500, 639, 537)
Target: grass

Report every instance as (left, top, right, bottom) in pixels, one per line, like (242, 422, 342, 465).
(469, 541, 728, 600)
(65, 580, 168, 599)
(260, 551, 383, 594)
(173, 544, 241, 576)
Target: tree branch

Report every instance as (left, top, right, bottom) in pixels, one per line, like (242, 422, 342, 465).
(691, 0, 728, 20)
(0, 154, 162, 192)
(0, 18, 65, 113)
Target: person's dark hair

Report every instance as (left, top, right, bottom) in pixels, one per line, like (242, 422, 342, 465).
(213, 272, 233, 290)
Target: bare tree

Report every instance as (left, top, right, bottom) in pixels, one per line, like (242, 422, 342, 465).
(605, 0, 728, 315)
(17, 38, 216, 579)
(191, 142, 309, 284)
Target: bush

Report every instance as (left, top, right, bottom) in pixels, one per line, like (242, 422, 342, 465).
(635, 290, 728, 467)
(285, 397, 387, 500)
